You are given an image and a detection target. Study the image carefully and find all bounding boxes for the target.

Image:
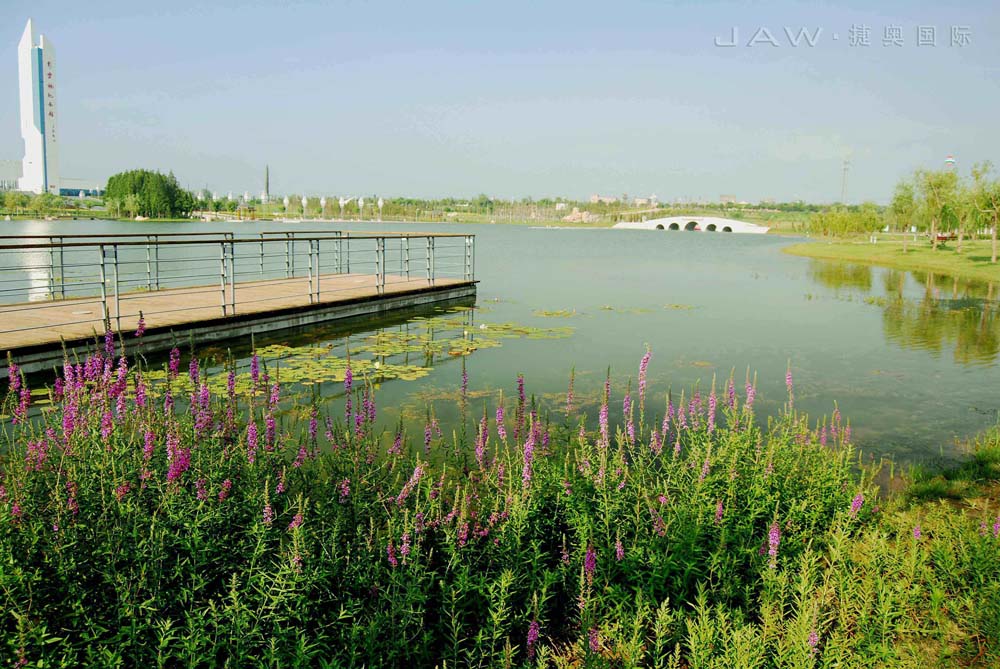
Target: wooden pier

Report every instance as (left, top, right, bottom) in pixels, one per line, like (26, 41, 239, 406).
(0, 231, 476, 374)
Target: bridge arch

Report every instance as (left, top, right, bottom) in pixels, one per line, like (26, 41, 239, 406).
(655, 223, 664, 230)
(722, 226, 732, 232)
(685, 221, 699, 231)
(668, 222, 680, 230)
(706, 223, 717, 232)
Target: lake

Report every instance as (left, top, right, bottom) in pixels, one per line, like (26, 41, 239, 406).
(4, 218, 999, 463)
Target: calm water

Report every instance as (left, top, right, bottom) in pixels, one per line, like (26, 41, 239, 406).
(5, 219, 1000, 463)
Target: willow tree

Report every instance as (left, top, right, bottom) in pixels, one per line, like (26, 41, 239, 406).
(916, 169, 959, 250)
(890, 180, 916, 253)
(981, 179, 1000, 264)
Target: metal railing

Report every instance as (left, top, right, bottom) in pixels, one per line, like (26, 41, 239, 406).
(0, 231, 475, 338)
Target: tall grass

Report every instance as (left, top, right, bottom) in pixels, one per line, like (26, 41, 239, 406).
(1, 335, 998, 667)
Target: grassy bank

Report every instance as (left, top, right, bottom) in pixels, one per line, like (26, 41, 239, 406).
(784, 237, 1000, 285)
(1, 340, 999, 667)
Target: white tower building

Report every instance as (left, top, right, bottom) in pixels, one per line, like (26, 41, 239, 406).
(18, 19, 59, 195)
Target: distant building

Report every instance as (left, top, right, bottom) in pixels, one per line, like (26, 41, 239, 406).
(719, 194, 737, 205)
(0, 160, 21, 190)
(17, 19, 60, 195)
(589, 194, 619, 204)
(554, 202, 568, 211)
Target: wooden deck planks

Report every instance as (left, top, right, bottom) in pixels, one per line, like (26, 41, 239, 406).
(0, 272, 467, 351)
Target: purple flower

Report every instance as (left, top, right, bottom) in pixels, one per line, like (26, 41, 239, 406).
(768, 521, 781, 568)
(344, 364, 353, 393)
(808, 629, 819, 654)
(135, 313, 146, 338)
(218, 479, 232, 501)
(707, 389, 717, 434)
(338, 478, 350, 502)
(250, 354, 260, 388)
(114, 482, 130, 501)
(785, 366, 794, 401)
(598, 397, 609, 450)
(615, 539, 624, 562)
(104, 329, 115, 358)
(521, 431, 535, 488)
(143, 430, 155, 461)
(495, 403, 507, 443)
(726, 378, 736, 410)
(745, 381, 756, 411)
(263, 503, 274, 526)
(566, 368, 575, 413)
(638, 348, 651, 410)
(168, 348, 180, 379)
(993, 515, 1000, 538)
(913, 524, 922, 540)
(195, 478, 208, 501)
(399, 532, 411, 558)
(714, 500, 724, 524)
(387, 539, 398, 567)
(527, 620, 540, 658)
(288, 513, 303, 531)
(396, 464, 424, 507)
(246, 421, 258, 464)
(584, 544, 597, 584)
(849, 493, 864, 518)
(475, 416, 488, 467)
(588, 628, 600, 653)
(699, 458, 710, 483)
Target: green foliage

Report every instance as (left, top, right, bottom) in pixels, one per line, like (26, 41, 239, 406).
(104, 169, 195, 218)
(1, 349, 998, 667)
(806, 203, 884, 236)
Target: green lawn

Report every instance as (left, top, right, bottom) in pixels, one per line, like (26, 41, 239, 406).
(784, 237, 1000, 285)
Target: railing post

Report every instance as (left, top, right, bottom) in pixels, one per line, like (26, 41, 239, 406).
(334, 233, 342, 274)
(345, 234, 350, 274)
(259, 232, 265, 276)
(314, 239, 321, 301)
(307, 238, 315, 304)
(98, 245, 109, 329)
(376, 236, 385, 294)
(229, 240, 237, 315)
(57, 237, 65, 299)
(153, 235, 160, 290)
(145, 235, 153, 292)
(430, 237, 436, 286)
(465, 235, 474, 281)
(47, 236, 55, 300)
(404, 236, 410, 280)
(111, 245, 121, 332)
(285, 233, 292, 278)
(219, 241, 228, 317)
(425, 237, 432, 285)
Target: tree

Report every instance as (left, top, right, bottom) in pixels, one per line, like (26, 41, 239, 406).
(980, 179, 1000, 264)
(890, 180, 916, 252)
(104, 169, 195, 219)
(916, 169, 959, 250)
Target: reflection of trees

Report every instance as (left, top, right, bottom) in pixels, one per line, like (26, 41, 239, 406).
(880, 270, 999, 365)
(808, 261, 872, 291)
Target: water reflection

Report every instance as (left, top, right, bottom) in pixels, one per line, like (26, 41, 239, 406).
(809, 260, 1000, 366)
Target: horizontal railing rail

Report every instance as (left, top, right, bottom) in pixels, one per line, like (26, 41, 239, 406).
(0, 230, 474, 341)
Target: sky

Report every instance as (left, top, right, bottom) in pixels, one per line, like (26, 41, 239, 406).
(2, 0, 999, 203)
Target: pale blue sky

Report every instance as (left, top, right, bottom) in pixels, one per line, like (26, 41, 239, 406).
(2, 0, 998, 202)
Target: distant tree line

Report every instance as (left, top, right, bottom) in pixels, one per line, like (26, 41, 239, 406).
(104, 170, 195, 219)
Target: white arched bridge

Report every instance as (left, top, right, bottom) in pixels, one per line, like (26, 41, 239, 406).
(613, 216, 770, 234)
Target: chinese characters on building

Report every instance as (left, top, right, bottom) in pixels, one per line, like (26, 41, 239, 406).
(43, 58, 56, 144)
